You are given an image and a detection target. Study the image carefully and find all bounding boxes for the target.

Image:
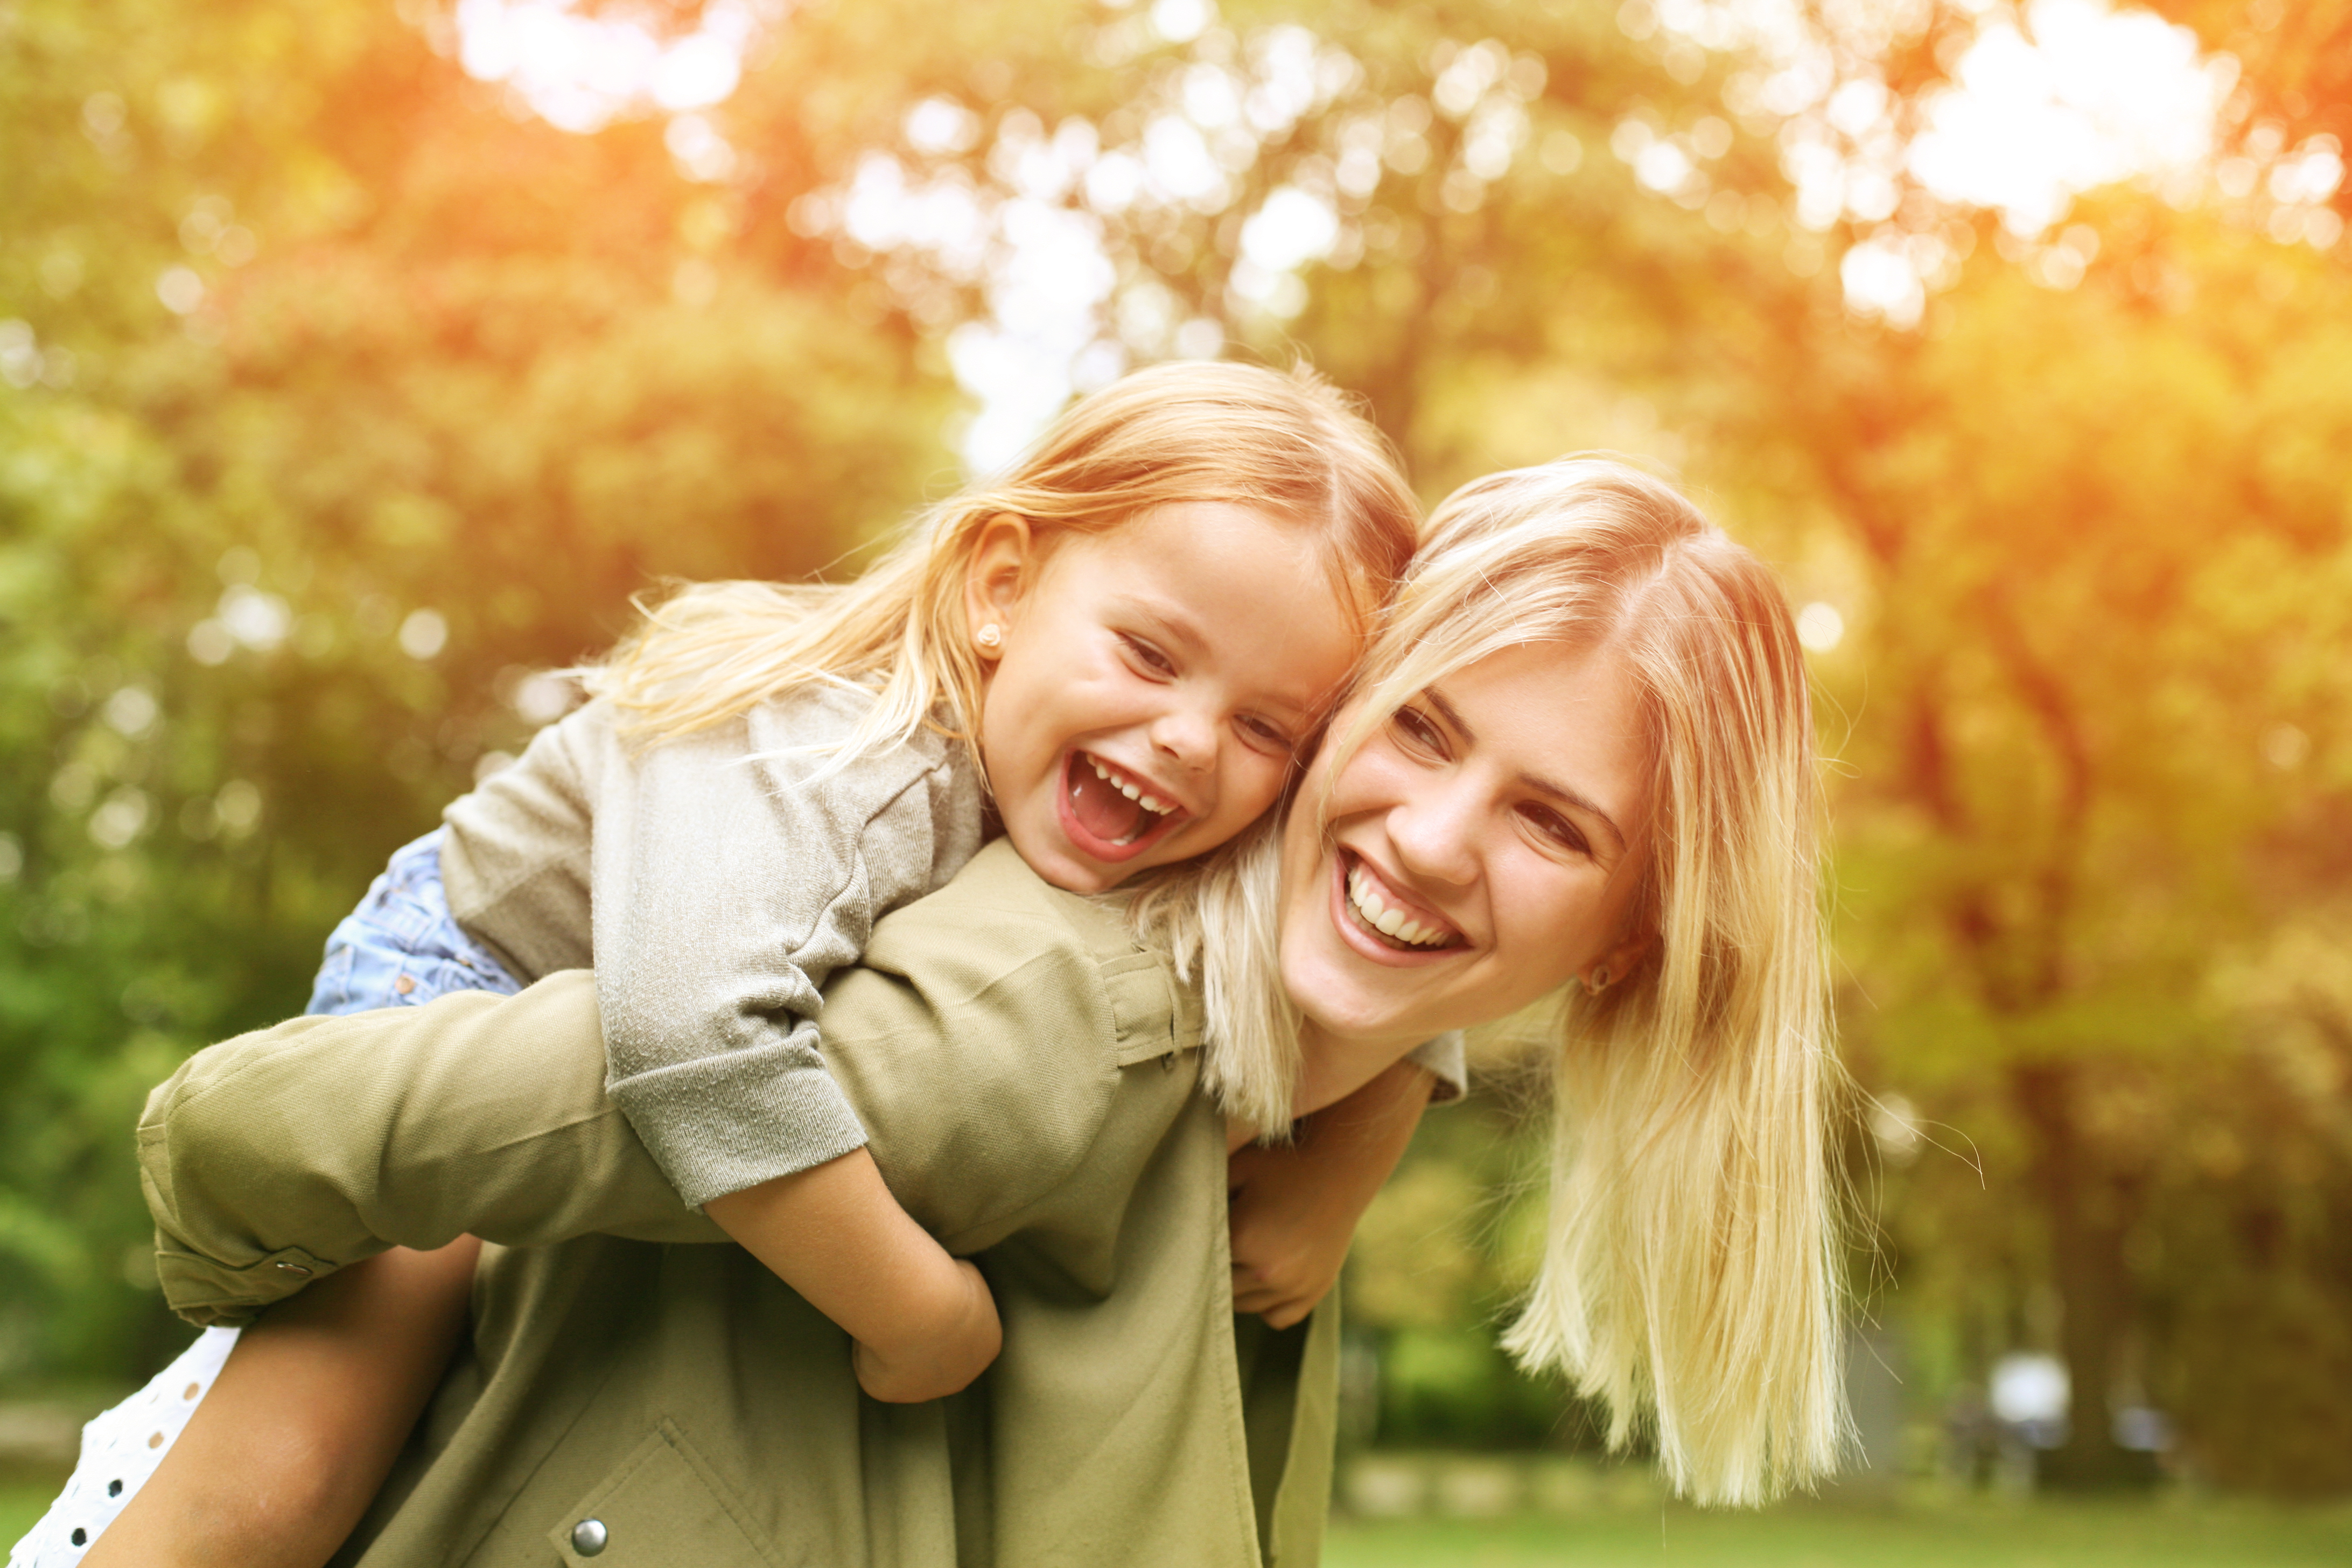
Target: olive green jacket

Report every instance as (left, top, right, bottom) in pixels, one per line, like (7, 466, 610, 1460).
(138, 843, 1336, 1568)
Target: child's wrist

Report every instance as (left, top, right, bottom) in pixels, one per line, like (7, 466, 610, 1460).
(856, 1247, 976, 1356)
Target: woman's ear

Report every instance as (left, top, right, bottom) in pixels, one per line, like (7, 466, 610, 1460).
(1585, 929, 1657, 995)
(963, 513, 1034, 659)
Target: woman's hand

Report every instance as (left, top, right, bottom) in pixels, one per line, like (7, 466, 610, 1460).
(1228, 1058, 1434, 1328)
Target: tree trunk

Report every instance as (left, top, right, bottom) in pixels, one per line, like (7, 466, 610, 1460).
(2008, 1060, 2152, 1489)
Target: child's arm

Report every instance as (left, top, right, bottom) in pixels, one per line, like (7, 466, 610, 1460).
(578, 699, 1000, 1399)
(703, 1148, 1000, 1403)
(1227, 1056, 1436, 1329)
(82, 1240, 479, 1568)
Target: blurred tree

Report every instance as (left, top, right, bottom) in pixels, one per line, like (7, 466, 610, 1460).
(0, 0, 949, 1383)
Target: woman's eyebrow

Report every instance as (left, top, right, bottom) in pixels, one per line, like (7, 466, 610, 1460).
(1423, 684, 1628, 856)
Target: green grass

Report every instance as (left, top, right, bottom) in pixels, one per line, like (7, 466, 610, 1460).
(16, 1479, 2352, 1565)
(1324, 1497, 2352, 1568)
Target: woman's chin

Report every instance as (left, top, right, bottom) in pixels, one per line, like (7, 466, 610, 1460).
(1280, 937, 1435, 1049)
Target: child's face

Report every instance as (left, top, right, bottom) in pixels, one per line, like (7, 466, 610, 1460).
(969, 502, 1359, 894)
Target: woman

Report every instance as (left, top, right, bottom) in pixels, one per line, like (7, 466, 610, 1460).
(79, 456, 1840, 1566)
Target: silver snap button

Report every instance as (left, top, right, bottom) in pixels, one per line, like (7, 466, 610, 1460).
(571, 1517, 608, 1556)
(274, 1261, 312, 1277)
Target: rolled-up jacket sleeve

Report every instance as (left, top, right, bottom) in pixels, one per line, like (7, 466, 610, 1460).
(141, 971, 723, 1328)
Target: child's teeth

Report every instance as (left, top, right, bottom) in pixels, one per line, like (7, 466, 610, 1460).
(1120, 781, 1140, 800)
(1092, 759, 1111, 780)
(1139, 795, 1162, 813)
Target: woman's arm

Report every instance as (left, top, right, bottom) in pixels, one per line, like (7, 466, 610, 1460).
(1227, 1056, 1435, 1328)
(143, 970, 718, 1327)
(144, 860, 1164, 1323)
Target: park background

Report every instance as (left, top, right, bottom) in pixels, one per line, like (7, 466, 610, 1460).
(4, 0, 2351, 1560)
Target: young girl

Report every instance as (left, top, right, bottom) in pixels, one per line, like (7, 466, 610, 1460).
(20, 360, 1439, 1567)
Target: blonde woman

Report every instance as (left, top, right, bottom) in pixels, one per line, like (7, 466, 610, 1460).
(59, 457, 1837, 1566)
(1194, 454, 1844, 1503)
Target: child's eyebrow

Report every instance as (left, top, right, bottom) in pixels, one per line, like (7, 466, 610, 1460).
(1113, 593, 1326, 722)
(1110, 594, 1208, 659)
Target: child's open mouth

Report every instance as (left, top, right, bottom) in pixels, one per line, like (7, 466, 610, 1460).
(1060, 751, 1189, 859)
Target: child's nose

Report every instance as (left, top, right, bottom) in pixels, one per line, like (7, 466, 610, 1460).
(1148, 705, 1216, 772)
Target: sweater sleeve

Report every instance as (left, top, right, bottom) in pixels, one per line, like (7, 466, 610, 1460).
(590, 691, 976, 1208)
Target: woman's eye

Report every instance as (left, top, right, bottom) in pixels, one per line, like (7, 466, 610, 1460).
(1522, 804, 1591, 857)
(1119, 634, 1177, 676)
(1391, 706, 1445, 757)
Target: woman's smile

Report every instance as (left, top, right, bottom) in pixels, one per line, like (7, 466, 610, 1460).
(1332, 848, 1465, 960)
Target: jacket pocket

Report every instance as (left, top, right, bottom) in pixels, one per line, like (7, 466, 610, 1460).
(548, 1419, 779, 1567)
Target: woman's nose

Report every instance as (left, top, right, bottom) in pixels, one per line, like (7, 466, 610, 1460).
(1386, 780, 1481, 890)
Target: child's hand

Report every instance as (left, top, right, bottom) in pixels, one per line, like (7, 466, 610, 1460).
(1228, 1058, 1437, 1328)
(705, 1150, 1003, 1404)
(850, 1258, 1003, 1403)
(1228, 1140, 1361, 1328)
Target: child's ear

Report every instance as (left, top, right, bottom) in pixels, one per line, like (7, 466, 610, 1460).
(963, 513, 1033, 656)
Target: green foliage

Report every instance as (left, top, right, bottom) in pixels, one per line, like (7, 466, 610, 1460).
(0, 0, 949, 1385)
(1323, 1496, 2352, 1568)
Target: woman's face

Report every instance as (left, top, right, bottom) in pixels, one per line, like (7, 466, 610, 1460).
(1277, 639, 1656, 1053)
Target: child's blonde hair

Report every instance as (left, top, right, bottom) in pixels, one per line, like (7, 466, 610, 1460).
(588, 360, 1420, 761)
(1150, 456, 1845, 1504)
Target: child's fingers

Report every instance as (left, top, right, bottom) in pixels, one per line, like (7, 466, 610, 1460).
(1231, 1265, 1325, 1326)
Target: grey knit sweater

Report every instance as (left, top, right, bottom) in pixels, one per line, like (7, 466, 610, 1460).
(438, 686, 986, 1207)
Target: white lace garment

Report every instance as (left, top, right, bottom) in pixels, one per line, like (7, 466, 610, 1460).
(8, 1326, 240, 1566)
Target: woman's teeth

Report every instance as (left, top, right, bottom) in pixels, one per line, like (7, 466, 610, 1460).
(1346, 863, 1451, 949)
(1088, 756, 1175, 817)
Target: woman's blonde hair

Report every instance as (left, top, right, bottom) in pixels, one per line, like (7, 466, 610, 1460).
(1152, 456, 1845, 1503)
(587, 360, 1419, 762)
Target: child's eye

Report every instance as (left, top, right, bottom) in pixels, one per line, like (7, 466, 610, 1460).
(1119, 634, 1177, 677)
(1237, 714, 1293, 752)
(1390, 705, 1446, 758)
(1520, 803, 1592, 858)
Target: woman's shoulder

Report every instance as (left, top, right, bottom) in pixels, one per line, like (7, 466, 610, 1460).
(827, 842, 1207, 1247)
(851, 842, 1205, 1068)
